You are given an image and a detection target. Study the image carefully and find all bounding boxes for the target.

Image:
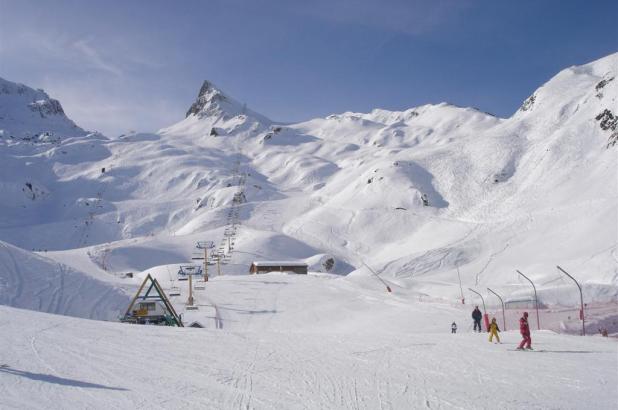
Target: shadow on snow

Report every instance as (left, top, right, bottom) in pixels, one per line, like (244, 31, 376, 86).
(0, 366, 129, 391)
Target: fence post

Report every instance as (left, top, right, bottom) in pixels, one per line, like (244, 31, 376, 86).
(468, 288, 489, 331)
(457, 266, 465, 304)
(487, 287, 506, 331)
(516, 270, 540, 330)
(557, 265, 585, 336)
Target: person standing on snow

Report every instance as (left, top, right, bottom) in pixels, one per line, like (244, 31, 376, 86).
(472, 306, 483, 332)
(517, 312, 532, 350)
(451, 322, 457, 334)
(488, 318, 501, 343)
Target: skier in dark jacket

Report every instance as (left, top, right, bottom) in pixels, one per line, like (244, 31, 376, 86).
(472, 306, 483, 332)
(517, 312, 532, 350)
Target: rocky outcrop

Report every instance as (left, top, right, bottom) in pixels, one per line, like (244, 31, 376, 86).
(28, 98, 65, 118)
(185, 80, 228, 118)
(596, 109, 617, 131)
(595, 76, 614, 98)
(594, 109, 617, 149)
(519, 94, 536, 112)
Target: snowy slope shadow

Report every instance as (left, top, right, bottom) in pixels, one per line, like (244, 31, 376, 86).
(403, 161, 449, 208)
(0, 366, 129, 390)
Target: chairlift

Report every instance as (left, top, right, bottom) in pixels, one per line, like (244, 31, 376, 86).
(196, 240, 215, 249)
(177, 264, 202, 280)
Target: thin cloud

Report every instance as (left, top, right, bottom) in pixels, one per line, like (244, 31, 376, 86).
(72, 38, 123, 76)
(41, 78, 182, 136)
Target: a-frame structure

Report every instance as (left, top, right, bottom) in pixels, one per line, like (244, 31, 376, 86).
(121, 274, 183, 327)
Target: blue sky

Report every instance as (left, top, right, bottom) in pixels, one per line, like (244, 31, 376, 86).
(1, 0, 616, 136)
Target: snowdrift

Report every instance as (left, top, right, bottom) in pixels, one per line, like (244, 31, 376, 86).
(0, 241, 130, 320)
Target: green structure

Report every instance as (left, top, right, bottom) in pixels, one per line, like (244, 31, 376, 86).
(121, 274, 183, 327)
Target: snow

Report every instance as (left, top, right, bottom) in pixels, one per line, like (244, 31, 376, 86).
(0, 240, 130, 321)
(0, 77, 86, 140)
(0, 274, 616, 409)
(0, 53, 617, 408)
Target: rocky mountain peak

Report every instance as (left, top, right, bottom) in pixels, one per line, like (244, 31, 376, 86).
(183, 79, 271, 125)
(185, 80, 229, 118)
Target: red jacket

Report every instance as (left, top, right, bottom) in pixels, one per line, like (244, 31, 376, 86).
(520, 317, 530, 336)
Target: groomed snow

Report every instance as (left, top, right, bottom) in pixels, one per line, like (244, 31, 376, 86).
(0, 53, 617, 409)
(0, 240, 130, 321)
(0, 273, 616, 409)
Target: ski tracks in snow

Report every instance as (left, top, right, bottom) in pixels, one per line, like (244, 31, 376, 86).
(28, 322, 108, 405)
(0, 242, 24, 305)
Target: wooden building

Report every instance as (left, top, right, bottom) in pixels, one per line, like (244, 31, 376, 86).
(249, 261, 308, 275)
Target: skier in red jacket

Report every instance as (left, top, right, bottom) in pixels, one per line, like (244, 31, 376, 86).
(517, 312, 532, 350)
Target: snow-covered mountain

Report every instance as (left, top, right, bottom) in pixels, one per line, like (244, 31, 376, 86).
(0, 53, 616, 311)
(0, 77, 86, 141)
(0, 53, 617, 410)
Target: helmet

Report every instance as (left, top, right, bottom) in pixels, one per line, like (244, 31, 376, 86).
(523, 312, 529, 317)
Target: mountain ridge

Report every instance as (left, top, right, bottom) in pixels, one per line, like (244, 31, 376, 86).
(0, 52, 616, 308)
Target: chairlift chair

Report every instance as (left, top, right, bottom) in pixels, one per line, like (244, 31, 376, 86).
(177, 264, 202, 281)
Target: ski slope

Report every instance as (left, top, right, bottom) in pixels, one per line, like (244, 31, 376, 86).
(0, 52, 617, 409)
(0, 240, 130, 320)
(0, 273, 616, 409)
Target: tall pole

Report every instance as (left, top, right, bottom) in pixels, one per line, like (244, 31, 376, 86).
(557, 265, 585, 336)
(204, 247, 208, 281)
(217, 254, 221, 276)
(487, 287, 506, 331)
(195, 241, 213, 282)
(516, 270, 540, 330)
(457, 266, 465, 304)
(468, 288, 486, 313)
(468, 288, 489, 331)
(362, 261, 392, 293)
(187, 274, 194, 306)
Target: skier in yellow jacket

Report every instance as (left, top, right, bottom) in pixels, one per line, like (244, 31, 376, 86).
(489, 317, 501, 343)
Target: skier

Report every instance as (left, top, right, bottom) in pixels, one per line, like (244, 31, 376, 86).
(451, 322, 457, 334)
(517, 312, 532, 350)
(472, 306, 483, 332)
(488, 318, 501, 343)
